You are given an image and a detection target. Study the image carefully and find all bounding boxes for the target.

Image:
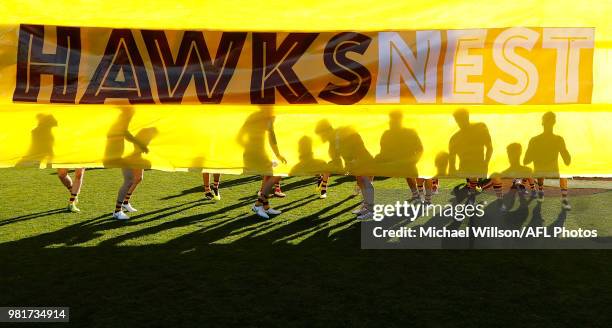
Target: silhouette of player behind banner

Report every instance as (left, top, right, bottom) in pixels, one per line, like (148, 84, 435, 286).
(374, 110, 422, 178)
(290, 136, 327, 176)
(448, 108, 493, 204)
(17, 114, 58, 168)
(523, 111, 572, 210)
(523, 112, 571, 177)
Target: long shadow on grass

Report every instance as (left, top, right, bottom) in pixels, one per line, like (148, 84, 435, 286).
(2, 239, 611, 326)
(237, 176, 314, 200)
(97, 199, 256, 247)
(279, 176, 317, 192)
(471, 190, 531, 231)
(0, 192, 361, 250)
(548, 209, 568, 229)
(101, 193, 360, 248)
(0, 200, 207, 248)
(229, 195, 359, 244)
(327, 175, 355, 187)
(0, 208, 66, 227)
(160, 175, 260, 200)
(2, 191, 612, 326)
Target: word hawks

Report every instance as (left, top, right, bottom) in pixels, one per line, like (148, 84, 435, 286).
(13, 25, 594, 105)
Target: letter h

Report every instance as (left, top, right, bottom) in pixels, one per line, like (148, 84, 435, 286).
(13, 24, 81, 103)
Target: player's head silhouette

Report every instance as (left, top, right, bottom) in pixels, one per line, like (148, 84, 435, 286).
(542, 111, 556, 133)
(453, 108, 470, 129)
(297, 136, 313, 159)
(506, 143, 522, 165)
(315, 119, 334, 143)
(389, 110, 403, 129)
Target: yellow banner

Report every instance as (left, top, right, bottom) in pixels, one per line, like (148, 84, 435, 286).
(0, 0, 610, 178)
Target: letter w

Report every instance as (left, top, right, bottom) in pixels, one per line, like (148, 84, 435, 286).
(142, 31, 247, 103)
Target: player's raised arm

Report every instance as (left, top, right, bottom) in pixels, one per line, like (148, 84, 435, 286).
(124, 131, 149, 153)
(560, 138, 571, 166)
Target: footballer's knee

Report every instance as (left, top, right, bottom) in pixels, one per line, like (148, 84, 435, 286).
(57, 168, 68, 178)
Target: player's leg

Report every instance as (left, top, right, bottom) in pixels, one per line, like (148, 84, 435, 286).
(406, 178, 420, 202)
(121, 169, 143, 212)
(517, 178, 528, 195)
(352, 176, 365, 213)
(432, 178, 440, 194)
(356, 176, 373, 195)
(258, 175, 270, 197)
(511, 178, 520, 187)
(202, 173, 215, 200)
(480, 179, 494, 190)
(492, 178, 503, 200)
(416, 178, 425, 199)
(273, 178, 286, 198)
(211, 173, 221, 200)
(70, 169, 85, 196)
(423, 179, 433, 205)
(467, 178, 478, 190)
(510, 178, 526, 194)
(356, 175, 374, 219)
(57, 168, 72, 192)
(467, 178, 479, 204)
(113, 168, 134, 220)
(536, 178, 545, 202)
(352, 183, 361, 196)
(317, 173, 330, 199)
(560, 178, 571, 210)
(525, 178, 537, 198)
(57, 168, 75, 212)
(252, 176, 282, 218)
(491, 177, 506, 212)
(67, 168, 85, 212)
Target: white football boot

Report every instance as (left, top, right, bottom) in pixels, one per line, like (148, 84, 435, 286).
(122, 203, 138, 213)
(113, 211, 130, 220)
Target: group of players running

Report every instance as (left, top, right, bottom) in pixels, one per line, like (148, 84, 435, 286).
(53, 108, 572, 221)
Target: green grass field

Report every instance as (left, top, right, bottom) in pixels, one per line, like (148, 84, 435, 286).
(1, 168, 611, 326)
